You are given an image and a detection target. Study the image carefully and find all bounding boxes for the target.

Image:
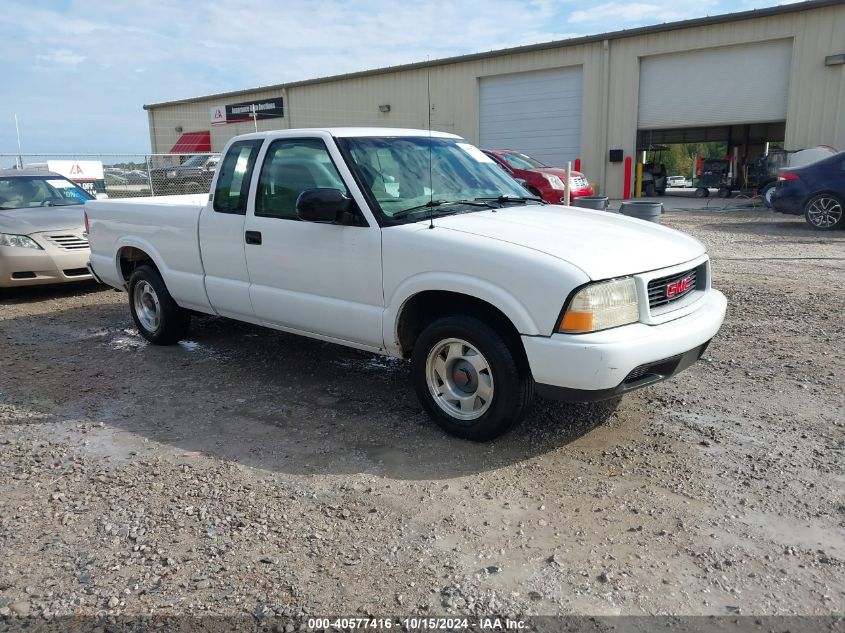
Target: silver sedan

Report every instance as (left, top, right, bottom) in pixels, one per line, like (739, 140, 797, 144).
(0, 170, 94, 288)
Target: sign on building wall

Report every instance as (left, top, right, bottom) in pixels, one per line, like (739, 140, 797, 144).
(209, 98, 284, 125)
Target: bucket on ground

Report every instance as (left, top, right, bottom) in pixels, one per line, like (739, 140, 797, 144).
(619, 200, 662, 223)
(573, 196, 610, 211)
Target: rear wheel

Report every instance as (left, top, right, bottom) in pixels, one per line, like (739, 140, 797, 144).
(804, 193, 844, 230)
(718, 187, 732, 198)
(644, 183, 656, 197)
(128, 264, 190, 344)
(695, 187, 709, 198)
(411, 316, 534, 441)
(184, 181, 203, 194)
(760, 182, 776, 208)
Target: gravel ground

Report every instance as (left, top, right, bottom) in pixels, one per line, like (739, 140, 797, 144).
(0, 208, 843, 621)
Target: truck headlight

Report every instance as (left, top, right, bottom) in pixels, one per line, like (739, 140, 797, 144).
(558, 277, 639, 333)
(0, 233, 43, 250)
(542, 174, 566, 190)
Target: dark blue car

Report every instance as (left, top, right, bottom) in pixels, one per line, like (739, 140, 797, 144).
(771, 150, 845, 230)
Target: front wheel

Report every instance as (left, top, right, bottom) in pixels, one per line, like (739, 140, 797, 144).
(695, 187, 709, 198)
(804, 193, 844, 230)
(411, 316, 534, 441)
(128, 264, 190, 344)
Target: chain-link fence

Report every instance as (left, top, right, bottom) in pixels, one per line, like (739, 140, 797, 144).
(0, 153, 221, 198)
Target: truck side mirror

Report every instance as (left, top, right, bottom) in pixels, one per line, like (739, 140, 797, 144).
(296, 188, 351, 223)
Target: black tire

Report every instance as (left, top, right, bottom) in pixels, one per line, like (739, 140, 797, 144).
(644, 183, 656, 197)
(694, 187, 709, 199)
(760, 182, 776, 208)
(184, 181, 203, 194)
(718, 187, 731, 199)
(411, 316, 534, 441)
(804, 193, 845, 230)
(128, 264, 190, 344)
(656, 189, 665, 197)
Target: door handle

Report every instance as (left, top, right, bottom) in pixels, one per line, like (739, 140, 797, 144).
(245, 230, 262, 245)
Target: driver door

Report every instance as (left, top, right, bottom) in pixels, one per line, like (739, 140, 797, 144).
(243, 136, 384, 349)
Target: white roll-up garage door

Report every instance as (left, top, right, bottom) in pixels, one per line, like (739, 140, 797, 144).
(479, 67, 582, 166)
(638, 39, 792, 129)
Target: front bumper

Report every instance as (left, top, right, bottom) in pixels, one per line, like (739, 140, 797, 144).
(0, 239, 92, 288)
(523, 289, 727, 401)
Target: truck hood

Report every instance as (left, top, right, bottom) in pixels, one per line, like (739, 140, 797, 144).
(0, 206, 85, 235)
(430, 205, 706, 279)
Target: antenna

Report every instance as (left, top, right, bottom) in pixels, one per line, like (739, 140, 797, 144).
(427, 58, 435, 230)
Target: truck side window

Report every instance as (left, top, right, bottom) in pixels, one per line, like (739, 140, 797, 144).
(255, 138, 348, 220)
(213, 140, 263, 215)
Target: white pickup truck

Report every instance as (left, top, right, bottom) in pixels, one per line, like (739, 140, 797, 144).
(86, 128, 726, 440)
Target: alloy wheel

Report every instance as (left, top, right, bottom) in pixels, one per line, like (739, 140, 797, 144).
(425, 338, 494, 422)
(133, 280, 161, 332)
(806, 196, 843, 229)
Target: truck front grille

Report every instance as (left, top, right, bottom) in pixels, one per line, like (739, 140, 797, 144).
(647, 266, 701, 310)
(45, 234, 89, 251)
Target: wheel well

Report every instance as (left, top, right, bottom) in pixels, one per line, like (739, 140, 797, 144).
(118, 246, 158, 284)
(396, 291, 528, 366)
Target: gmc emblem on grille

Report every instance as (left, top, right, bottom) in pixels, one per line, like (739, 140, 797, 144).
(666, 276, 693, 298)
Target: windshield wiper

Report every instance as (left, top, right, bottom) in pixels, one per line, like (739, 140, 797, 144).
(392, 199, 494, 220)
(474, 195, 546, 204)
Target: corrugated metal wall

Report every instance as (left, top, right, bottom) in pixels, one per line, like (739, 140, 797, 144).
(147, 4, 845, 198)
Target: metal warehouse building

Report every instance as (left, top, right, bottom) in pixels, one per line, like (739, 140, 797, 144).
(144, 0, 845, 198)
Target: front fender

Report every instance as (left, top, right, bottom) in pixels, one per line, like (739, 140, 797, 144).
(383, 272, 541, 356)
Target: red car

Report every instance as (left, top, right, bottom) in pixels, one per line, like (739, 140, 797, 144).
(482, 149, 594, 204)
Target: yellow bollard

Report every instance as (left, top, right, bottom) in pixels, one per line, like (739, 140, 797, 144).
(635, 162, 643, 198)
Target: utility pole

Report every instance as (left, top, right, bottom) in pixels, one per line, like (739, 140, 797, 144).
(14, 113, 23, 169)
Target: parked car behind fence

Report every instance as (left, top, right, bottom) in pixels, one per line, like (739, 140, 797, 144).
(0, 170, 93, 288)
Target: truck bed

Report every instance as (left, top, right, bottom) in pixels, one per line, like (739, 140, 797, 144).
(86, 194, 214, 312)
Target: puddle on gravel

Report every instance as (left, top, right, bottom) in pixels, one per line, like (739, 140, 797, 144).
(110, 329, 149, 351)
(331, 355, 405, 373)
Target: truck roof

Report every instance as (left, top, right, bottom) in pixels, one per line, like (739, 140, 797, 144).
(235, 127, 463, 140)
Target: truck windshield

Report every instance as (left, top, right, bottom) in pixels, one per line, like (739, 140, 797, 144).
(339, 136, 532, 220)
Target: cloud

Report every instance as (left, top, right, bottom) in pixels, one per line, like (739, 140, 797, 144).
(569, 0, 720, 25)
(35, 50, 87, 66)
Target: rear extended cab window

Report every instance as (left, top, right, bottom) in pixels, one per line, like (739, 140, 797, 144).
(212, 140, 263, 214)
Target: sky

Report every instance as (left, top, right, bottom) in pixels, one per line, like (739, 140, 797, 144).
(0, 0, 804, 156)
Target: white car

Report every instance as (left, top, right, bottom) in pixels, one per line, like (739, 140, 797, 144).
(86, 128, 726, 440)
(666, 175, 688, 188)
(0, 170, 93, 288)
